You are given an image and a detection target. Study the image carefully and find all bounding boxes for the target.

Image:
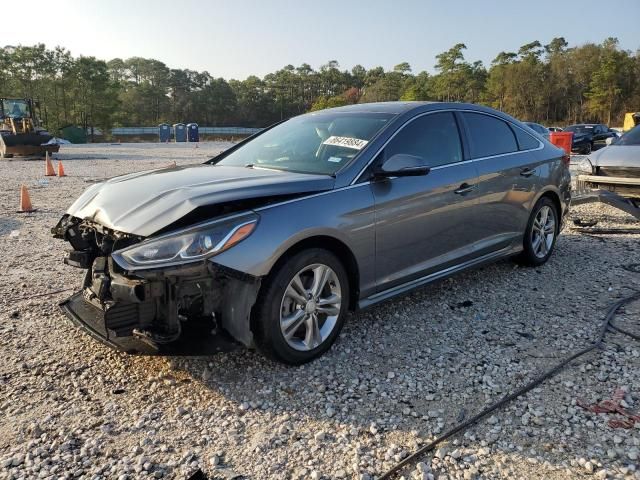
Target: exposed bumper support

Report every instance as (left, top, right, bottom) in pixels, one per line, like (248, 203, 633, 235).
(577, 174, 640, 187)
(572, 189, 640, 220)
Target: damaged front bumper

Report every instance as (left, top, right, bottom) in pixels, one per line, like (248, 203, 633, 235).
(59, 253, 261, 355)
(61, 290, 159, 353)
(576, 173, 640, 198)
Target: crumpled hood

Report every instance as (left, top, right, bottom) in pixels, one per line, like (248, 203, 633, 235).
(67, 164, 335, 236)
(590, 145, 640, 168)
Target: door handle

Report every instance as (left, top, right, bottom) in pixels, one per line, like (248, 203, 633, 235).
(454, 183, 475, 195)
(520, 168, 535, 177)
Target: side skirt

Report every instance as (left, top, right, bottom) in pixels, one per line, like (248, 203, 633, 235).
(358, 245, 521, 310)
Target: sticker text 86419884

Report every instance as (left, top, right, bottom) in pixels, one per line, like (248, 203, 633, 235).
(322, 136, 369, 150)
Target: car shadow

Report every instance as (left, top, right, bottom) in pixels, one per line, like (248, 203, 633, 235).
(0, 217, 22, 236)
(172, 233, 635, 424)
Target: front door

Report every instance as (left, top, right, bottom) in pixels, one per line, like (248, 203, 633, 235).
(370, 111, 480, 292)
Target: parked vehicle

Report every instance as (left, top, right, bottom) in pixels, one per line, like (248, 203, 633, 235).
(524, 122, 550, 140)
(548, 126, 563, 132)
(575, 124, 640, 198)
(53, 102, 571, 364)
(564, 124, 618, 154)
(0, 98, 60, 159)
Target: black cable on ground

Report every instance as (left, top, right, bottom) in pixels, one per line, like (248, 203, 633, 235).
(609, 323, 640, 342)
(377, 274, 640, 480)
(573, 228, 640, 235)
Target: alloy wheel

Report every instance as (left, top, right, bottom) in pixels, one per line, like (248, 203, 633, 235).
(531, 205, 556, 259)
(279, 263, 342, 351)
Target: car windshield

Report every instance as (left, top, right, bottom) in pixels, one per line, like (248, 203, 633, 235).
(565, 125, 593, 134)
(615, 125, 640, 146)
(215, 112, 394, 175)
(1, 99, 30, 119)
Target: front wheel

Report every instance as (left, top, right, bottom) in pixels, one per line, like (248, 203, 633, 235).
(516, 197, 559, 267)
(252, 248, 349, 364)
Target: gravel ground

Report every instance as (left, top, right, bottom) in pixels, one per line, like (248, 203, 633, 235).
(1, 143, 639, 480)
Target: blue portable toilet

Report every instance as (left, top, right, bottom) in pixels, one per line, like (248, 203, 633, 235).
(158, 123, 171, 142)
(186, 123, 199, 142)
(173, 123, 186, 142)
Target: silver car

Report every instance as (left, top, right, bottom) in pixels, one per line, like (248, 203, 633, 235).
(574, 124, 640, 198)
(53, 102, 571, 364)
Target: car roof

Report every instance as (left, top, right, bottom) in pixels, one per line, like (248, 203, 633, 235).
(314, 101, 436, 115)
(312, 101, 518, 118)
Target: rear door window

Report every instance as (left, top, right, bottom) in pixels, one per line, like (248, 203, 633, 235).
(463, 112, 518, 158)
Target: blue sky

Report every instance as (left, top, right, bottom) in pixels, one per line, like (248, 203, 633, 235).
(6, 0, 639, 79)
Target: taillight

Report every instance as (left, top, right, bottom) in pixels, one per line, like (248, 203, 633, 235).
(562, 154, 570, 167)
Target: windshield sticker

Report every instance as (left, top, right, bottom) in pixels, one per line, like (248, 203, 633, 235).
(327, 156, 343, 163)
(323, 136, 369, 150)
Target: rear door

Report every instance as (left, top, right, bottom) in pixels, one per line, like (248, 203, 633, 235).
(460, 112, 542, 256)
(370, 111, 480, 291)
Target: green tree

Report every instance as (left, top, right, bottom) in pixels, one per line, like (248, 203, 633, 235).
(431, 43, 486, 102)
(1, 38, 638, 136)
(68, 56, 119, 138)
(585, 38, 625, 124)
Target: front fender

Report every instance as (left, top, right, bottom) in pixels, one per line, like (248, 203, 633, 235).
(209, 184, 376, 295)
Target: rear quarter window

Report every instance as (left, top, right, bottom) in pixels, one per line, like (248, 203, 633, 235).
(513, 126, 541, 151)
(463, 112, 518, 158)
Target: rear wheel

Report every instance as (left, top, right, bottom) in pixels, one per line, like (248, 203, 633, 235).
(516, 197, 558, 267)
(584, 142, 592, 154)
(252, 248, 349, 364)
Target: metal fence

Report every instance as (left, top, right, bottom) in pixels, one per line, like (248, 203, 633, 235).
(111, 126, 262, 136)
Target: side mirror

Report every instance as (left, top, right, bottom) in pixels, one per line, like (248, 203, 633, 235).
(605, 137, 615, 146)
(373, 153, 431, 178)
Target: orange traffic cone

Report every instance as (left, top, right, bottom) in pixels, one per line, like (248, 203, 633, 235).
(45, 152, 56, 176)
(57, 161, 67, 177)
(18, 185, 35, 213)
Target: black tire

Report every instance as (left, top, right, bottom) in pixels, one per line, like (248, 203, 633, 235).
(515, 197, 559, 267)
(584, 143, 592, 154)
(252, 248, 350, 365)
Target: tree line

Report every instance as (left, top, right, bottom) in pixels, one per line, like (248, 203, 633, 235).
(0, 37, 638, 137)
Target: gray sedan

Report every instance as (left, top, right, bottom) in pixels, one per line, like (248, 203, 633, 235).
(53, 102, 571, 364)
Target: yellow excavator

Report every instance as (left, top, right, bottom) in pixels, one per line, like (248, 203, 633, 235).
(0, 98, 60, 159)
(623, 112, 640, 132)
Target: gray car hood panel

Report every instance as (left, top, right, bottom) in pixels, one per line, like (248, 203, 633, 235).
(67, 164, 335, 236)
(591, 145, 640, 168)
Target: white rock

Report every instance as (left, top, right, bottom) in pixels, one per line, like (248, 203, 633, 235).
(584, 461, 594, 474)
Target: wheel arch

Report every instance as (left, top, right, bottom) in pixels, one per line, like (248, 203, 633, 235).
(532, 188, 562, 233)
(264, 235, 360, 311)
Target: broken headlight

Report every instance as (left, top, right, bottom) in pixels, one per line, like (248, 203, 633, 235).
(575, 157, 594, 175)
(112, 213, 258, 270)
